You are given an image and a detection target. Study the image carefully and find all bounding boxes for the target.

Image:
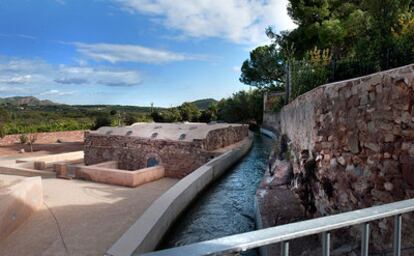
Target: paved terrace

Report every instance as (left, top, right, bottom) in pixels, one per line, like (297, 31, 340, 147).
(0, 174, 178, 256)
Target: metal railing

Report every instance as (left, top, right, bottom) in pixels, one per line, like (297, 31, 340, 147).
(142, 198, 414, 256)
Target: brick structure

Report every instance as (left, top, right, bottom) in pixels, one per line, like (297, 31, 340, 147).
(275, 64, 414, 250)
(84, 123, 248, 178)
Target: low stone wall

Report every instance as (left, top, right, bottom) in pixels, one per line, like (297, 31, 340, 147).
(105, 135, 253, 256)
(203, 125, 249, 151)
(0, 177, 43, 242)
(0, 130, 85, 146)
(278, 64, 414, 249)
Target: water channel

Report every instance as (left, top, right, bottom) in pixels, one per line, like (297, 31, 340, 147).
(160, 133, 273, 255)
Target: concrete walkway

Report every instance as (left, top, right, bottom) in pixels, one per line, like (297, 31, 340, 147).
(0, 175, 178, 256)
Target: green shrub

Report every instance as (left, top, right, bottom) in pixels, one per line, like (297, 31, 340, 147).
(93, 115, 112, 130)
(19, 134, 28, 144)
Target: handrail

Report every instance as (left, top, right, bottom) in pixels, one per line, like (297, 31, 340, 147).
(142, 198, 414, 256)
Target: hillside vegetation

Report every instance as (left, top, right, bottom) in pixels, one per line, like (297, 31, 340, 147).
(0, 95, 262, 136)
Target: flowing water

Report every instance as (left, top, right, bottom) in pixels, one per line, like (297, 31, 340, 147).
(160, 134, 273, 255)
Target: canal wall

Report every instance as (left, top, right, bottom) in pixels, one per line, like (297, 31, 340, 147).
(105, 135, 253, 256)
(276, 64, 414, 249)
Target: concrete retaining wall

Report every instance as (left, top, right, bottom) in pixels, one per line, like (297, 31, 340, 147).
(75, 163, 165, 187)
(260, 128, 277, 139)
(0, 164, 55, 178)
(0, 177, 43, 241)
(16, 151, 84, 164)
(262, 111, 281, 134)
(105, 135, 253, 256)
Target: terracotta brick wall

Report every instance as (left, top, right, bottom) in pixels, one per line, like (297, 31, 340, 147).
(279, 64, 414, 250)
(0, 130, 85, 146)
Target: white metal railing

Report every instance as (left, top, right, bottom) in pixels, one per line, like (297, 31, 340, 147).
(142, 198, 414, 256)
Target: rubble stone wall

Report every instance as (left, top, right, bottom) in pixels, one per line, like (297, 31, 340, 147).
(84, 125, 248, 178)
(204, 125, 249, 151)
(279, 64, 414, 249)
(84, 134, 213, 178)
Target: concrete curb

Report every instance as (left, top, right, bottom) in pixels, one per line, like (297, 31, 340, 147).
(260, 128, 277, 139)
(105, 135, 253, 256)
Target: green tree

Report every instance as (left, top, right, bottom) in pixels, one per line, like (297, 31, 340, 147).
(93, 115, 112, 130)
(240, 44, 286, 90)
(0, 107, 10, 138)
(124, 113, 137, 125)
(110, 109, 117, 116)
(179, 102, 201, 122)
(217, 89, 263, 125)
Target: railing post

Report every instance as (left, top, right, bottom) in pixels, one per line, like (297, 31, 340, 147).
(322, 232, 330, 256)
(361, 223, 370, 256)
(280, 241, 289, 256)
(393, 215, 402, 256)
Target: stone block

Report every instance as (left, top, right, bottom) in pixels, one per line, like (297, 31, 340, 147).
(401, 130, 414, 138)
(54, 162, 68, 177)
(402, 164, 414, 187)
(34, 161, 46, 170)
(365, 143, 381, 153)
(347, 132, 360, 154)
(384, 134, 395, 143)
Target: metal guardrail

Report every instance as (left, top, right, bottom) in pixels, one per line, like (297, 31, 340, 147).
(142, 198, 414, 256)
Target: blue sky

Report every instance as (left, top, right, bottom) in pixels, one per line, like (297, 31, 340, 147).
(0, 0, 295, 107)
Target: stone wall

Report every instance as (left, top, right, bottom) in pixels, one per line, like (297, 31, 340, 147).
(0, 130, 85, 146)
(203, 125, 249, 151)
(262, 111, 281, 134)
(279, 64, 414, 250)
(84, 134, 214, 178)
(84, 125, 248, 178)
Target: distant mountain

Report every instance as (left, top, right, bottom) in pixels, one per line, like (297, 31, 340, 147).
(0, 96, 58, 106)
(191, 98, 218, 110)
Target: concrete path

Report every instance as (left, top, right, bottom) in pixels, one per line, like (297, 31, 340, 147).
(0, 176, 178, 256)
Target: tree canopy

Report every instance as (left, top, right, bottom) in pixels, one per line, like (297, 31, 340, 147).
(240, 0, 414, 100)
(240, 44, 286, 90)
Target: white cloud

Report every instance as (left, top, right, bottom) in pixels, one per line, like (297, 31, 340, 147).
(114, 0, 296, 45)
(0, 86, 26, 93)
(0, 75, 32, 84)
(56, 66, 143, 86)
(54, 77, 88, 84)
(73, 42, 198, 64)
(0, 33, 36, 40)
(40, 89, 76, 96)
(0, 55, 144, 90)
